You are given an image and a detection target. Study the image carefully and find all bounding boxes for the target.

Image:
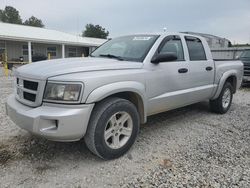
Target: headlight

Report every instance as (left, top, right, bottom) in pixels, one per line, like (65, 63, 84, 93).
(44, 82, 83, 103)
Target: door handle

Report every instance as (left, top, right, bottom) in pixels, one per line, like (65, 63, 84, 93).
(206, 66, 213, 71)
(178, 68, 188, 73)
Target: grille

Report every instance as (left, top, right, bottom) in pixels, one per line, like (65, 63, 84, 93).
(23, 80, 38, 91)
(244, 63, 250, 76)
(16, 78, 38, 103)
(23, 92, 36, 102)
(15, 77, 45, 107)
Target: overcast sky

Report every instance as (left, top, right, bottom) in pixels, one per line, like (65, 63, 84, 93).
(1, 0, 250, 43)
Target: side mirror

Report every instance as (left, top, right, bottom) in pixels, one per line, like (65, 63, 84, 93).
(151, 52, 177, 64)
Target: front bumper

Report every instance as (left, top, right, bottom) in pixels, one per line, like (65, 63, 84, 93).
(6, 94, 94, 142)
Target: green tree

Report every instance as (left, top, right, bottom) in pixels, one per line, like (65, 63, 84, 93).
(23, 16, 44, 28)
(0, 6, 22, 24)
(82, 24, 109, 39)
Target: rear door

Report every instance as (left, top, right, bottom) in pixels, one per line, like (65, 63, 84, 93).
(183, 36, 215, 102)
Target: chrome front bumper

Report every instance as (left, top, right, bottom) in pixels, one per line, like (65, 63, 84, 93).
(6, 94, 94, 142)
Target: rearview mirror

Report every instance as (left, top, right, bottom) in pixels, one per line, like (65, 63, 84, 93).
(151, 52, 177, 64)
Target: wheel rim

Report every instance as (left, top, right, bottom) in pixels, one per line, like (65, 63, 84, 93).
(222, 88, 231, 109)
(104, 111, 133, 149)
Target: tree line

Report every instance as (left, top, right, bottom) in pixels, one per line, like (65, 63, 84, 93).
(0, 6, 109, 39)
(0, 6, 44, 27)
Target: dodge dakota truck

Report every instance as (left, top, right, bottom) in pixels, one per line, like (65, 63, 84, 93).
(6, 32, 243, 159)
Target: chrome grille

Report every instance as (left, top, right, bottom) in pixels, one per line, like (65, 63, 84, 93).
(15, 77, 46, 107)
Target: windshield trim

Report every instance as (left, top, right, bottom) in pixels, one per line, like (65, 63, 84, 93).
(90, 35, 160, 62)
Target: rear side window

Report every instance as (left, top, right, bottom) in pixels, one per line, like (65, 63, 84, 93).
(159, 36, 184, 61)
(185, 36, 206, 61)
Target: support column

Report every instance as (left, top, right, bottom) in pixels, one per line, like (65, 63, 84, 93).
(28, 41, 32, 63)
(62, 44, 65, 58)
(89, 47, 94, 53)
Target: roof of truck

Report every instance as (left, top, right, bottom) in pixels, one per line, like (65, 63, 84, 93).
(120, 32, 205, 38)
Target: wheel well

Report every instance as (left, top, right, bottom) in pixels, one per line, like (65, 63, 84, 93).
(105, 92, 145, 123)
(226, 76, 237, 93)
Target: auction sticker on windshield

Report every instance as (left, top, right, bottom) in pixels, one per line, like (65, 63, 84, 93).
(133, 37, 152, 41)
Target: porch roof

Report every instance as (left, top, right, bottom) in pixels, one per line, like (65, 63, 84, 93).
(0, 22, 106, 47)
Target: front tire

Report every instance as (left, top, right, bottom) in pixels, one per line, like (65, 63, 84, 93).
(84, 97, 140, 160)
(210, 82, 233, 114)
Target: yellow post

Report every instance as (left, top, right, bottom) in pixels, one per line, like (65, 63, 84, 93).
(4, 63, 8, 76)
(48, 53, 51, 60)
(3, 52, 8, 77)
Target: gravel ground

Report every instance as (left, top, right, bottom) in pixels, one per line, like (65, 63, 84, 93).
(0, 75, 249, 188)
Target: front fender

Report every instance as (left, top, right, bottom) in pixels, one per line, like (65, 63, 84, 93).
(212, 70, 237, 100)
(85, 81, 147, 122)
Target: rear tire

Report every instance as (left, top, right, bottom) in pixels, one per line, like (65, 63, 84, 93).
(210, 82, 233, 114)
(84, 97, 140, 160)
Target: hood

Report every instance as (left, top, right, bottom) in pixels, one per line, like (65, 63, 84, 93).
(15, 57, 143, 80)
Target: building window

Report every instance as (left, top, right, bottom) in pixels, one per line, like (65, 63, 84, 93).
(0, 41, 6, 54)
(0, 41, 5, 49)
(68, 47, 77, 57)
(22, 45, 34, 56)
(0, 41, 6, 61)
(47, 47, 57, 57)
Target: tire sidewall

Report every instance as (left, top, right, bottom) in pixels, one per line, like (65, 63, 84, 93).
(94, 100, 139, 159)
(219, 82, 233, 113)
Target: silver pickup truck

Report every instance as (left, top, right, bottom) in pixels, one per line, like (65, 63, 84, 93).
(6, 32, 243, 159)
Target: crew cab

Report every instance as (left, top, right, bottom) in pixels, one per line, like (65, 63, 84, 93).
(6, 32, 243, 159)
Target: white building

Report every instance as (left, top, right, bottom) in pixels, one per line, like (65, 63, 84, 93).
(0, 22, 106, 63)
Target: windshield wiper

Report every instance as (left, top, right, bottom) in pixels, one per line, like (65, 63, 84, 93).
(99, 54, 124, 61)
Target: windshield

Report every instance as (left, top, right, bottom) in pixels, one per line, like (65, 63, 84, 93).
(240, 50, 250, 58)
(91, 35, 159, 62)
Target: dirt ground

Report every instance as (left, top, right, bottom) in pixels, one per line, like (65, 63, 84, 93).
(0, 75, 249, 188)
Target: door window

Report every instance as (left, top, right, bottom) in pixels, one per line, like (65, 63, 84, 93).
(159, 36, 184, 61)
(185, 36, 206, 61)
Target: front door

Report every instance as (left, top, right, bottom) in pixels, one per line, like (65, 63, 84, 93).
(146, 35, 191, 115)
